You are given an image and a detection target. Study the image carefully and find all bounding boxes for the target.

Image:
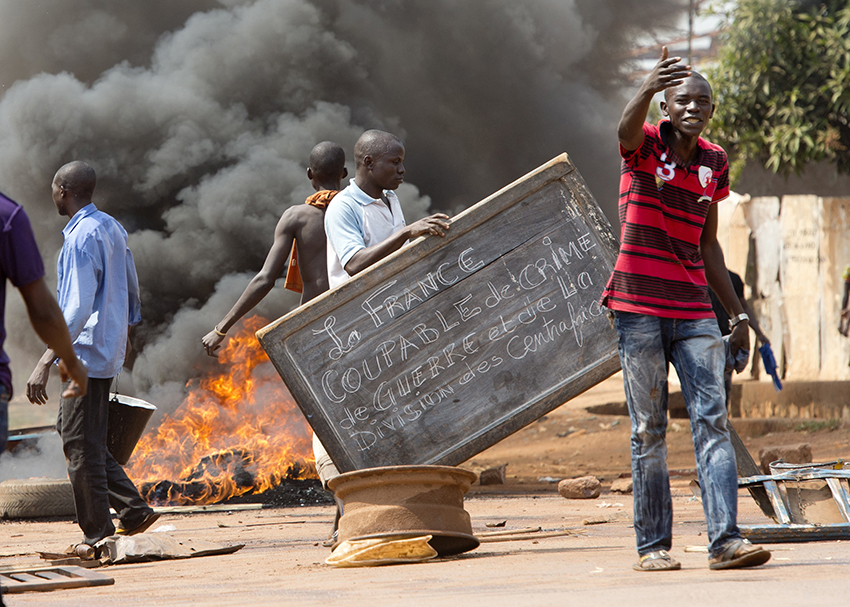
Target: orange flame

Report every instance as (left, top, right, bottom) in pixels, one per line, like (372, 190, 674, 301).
(126, 316, 315, 505)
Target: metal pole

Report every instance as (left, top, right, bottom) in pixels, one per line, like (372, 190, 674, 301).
(688, 0, 695, 65)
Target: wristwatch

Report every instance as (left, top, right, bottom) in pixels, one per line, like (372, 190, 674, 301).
(728, 313, 749, 331)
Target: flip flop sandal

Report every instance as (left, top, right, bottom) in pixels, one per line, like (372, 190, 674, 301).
(633, 550, 681, 571)
(709, 539, 771, 570)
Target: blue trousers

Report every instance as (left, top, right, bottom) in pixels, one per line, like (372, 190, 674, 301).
(614, 312, 741, 558)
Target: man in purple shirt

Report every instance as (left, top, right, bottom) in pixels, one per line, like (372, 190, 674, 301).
(27, 161, 158, 552)
(0, 193, 87, 452)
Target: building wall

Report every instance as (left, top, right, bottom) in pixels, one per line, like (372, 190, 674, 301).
(716, 194, 850, 382)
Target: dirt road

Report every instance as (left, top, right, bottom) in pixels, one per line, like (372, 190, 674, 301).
(3, 375, 850, 606)
(2, 482, 849, 607)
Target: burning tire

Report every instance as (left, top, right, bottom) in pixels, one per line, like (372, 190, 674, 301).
(0, 478, 75, 519)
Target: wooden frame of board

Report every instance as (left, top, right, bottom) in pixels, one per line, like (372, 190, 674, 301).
(258, 153, 621, 473)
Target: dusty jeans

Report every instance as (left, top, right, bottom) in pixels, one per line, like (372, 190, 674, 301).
(614, 312, 741, 558)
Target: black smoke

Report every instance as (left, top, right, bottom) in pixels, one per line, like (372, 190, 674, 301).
(0, 0, 683, 410)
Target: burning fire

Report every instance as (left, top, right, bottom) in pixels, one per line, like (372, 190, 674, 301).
(127, 316, 315, 505)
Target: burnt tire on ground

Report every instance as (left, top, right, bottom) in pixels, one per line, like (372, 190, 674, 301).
(0, 478, 75, 519)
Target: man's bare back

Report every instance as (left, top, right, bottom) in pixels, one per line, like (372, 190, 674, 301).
(202, 142, 347, 356)
(282, 204, 329, 303)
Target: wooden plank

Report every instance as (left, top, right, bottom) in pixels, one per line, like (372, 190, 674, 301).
(1, 566, 113, 594)
(741, 522, 850, 544)
(477, 530, 581, 543)
(258, 153, 621, 472)
(9, 573, 43, 583)
(32, 571, 67, 580)
(727, 422, 776, 520)
(151, 503, 263, 514)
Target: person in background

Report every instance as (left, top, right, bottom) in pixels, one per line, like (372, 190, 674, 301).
(201, 142, 348, 541)
(0, 192, 87, 453)
(202, 141, 348, 355)
(27, 161, 158, 554)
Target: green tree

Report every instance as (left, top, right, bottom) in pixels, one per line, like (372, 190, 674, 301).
(705, 0, 850, 184)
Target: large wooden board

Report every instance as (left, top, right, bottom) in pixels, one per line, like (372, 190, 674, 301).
(258, 154, 621, 472)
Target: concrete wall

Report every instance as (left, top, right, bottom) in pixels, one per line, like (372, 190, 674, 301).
(716, 194, 850, 382)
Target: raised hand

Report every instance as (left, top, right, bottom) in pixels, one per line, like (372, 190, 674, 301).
(642, 46, 691, 95)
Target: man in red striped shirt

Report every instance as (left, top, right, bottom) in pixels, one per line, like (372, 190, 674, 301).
(600, 47, 770, 572)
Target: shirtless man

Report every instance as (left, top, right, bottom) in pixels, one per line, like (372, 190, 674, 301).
(202, 142, 347, 355)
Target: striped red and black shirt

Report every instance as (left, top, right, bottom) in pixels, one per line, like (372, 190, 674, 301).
(600, 120, 730, 319)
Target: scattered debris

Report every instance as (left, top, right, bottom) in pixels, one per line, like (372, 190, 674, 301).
(684, 546, 709, 553)
(479, 464, 507, 485)
(758, 443, 812, 475)
(152, 503, 263, 514)
(558, 476, 601, 499)
(217, 519, 305, 529)
(476, 527, 583, 543)
(688, 479, 702, 501)
(95, 533, 244, 564)
(0, 565, 113, 594)
(477, 526, 541, 537)
(582, 510, 629, 525)
(668, 469, 698, 478)
(326, 535, 437, 567)
(485, 520, 507, 528)
(739, 464, 850, 543)
(538, 476, 561, 483)
(610, 478, 633, 494)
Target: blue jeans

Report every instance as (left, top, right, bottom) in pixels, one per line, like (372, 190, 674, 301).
(614, 312, 741, 558)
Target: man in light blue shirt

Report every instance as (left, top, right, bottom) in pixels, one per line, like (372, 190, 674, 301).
(27, 161, 158, 552)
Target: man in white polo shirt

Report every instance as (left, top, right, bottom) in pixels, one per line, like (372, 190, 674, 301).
(319, 129, 450, 492)
(325, 129, 450, 289)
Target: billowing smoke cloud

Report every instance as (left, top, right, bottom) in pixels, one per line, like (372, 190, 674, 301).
(0, 0, 682, 414)
(0, 432, 66, 481)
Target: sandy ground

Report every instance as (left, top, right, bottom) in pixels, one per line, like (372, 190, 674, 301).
(468, 374, 850, 484)
(3, 375, 850, 605)
(3, 484, 850, 606)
